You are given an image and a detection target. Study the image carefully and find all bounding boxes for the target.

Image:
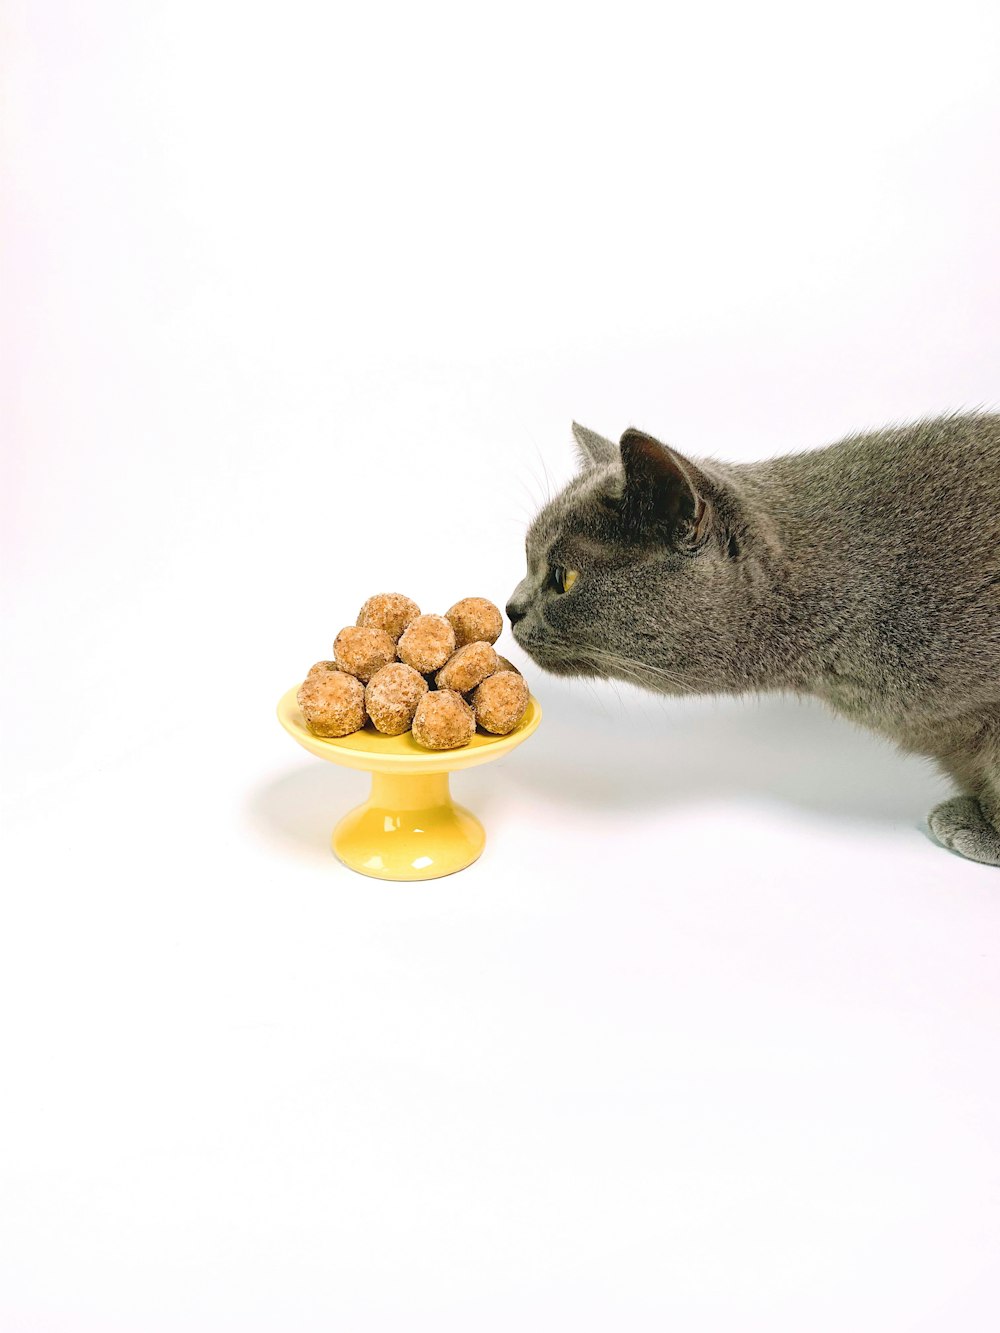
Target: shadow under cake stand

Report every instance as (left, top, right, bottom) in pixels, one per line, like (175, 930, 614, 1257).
(276, 685, 542, 881)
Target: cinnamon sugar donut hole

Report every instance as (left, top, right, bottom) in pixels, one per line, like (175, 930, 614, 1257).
(297, 662, 366, 738)
(357, 592, 421, 643)
(397, 614, 456, 674)
(471, 670, 529, 735)
(445, 597, 503, 648)
(435, 641, 498, 693)
(333, 625, 397, 682)
(364, 662, 429, 736)
(411, 689, 476, 750)
(493, 654, 520, 676)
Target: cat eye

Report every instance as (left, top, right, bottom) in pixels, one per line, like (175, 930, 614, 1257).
(551, 566, 579, 594)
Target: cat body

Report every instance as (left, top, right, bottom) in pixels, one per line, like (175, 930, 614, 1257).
(507, 413, 1000, 865)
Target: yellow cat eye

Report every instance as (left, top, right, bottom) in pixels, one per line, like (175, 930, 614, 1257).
(552, 566, 579, 593)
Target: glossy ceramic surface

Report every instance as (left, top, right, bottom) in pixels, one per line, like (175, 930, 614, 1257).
(276, 685, 542, 880)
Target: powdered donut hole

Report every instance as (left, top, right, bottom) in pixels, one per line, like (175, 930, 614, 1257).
(357, 592, 421, 643)
(333, 625, 397, 682)
(471, 670, 529, 736)
(365, 662, 428, 736)
(445, 597, 503, 648)
(397, 614, 456, 674)
(494, 654, 520, 676)
(297, 662, 366, 738)
(411, 690, 476, 751)
(435, 641, 498, 693)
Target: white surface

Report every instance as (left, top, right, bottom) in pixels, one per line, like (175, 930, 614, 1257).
(4, 1, 1000, 1329)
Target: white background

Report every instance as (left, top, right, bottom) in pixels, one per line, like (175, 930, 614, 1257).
(4, 1, 1000, 1328)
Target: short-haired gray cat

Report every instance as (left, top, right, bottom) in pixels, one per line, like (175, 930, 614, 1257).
(507, 414, 1000, 866)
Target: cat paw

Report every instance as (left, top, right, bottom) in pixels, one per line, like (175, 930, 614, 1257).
(928, 796, 1000, 867)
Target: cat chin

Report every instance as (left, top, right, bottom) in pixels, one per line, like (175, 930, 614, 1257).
(536, 660, 590, 678)
(511, 627, 602, 678)
(518, 648, 601, 679)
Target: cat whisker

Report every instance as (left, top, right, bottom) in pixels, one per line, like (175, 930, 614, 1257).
(534, 634, 691, 696)
(512, 474, 544, 516)
(532, 442, 555, 505)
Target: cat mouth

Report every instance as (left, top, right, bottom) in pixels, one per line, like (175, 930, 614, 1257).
(513, 631, 600, 677)
(535, 655, 599, 677)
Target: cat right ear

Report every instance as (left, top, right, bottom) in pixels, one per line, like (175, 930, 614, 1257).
(572, 421, 618, 470)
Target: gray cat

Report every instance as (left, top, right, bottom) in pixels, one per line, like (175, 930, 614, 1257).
(506, 414, 1000, 866)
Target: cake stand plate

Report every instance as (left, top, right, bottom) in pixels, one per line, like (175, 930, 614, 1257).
(276, 685, 542, 881)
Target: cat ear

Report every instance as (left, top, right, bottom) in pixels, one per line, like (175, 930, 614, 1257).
(572, 421, 618, 470)
(618, 427, 712, 548)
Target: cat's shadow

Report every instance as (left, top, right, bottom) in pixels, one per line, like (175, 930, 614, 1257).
(500, 685, 946, 825)
(250, 686, 948, 856)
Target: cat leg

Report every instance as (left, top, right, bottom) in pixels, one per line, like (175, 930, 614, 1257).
(928, 741, 1000, 867)
(927, 795, 1000, 867)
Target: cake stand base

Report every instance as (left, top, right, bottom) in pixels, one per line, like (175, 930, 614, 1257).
(331, 770, 486, 881)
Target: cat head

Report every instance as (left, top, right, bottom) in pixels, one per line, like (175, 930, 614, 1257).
(506, 422, 756, 694)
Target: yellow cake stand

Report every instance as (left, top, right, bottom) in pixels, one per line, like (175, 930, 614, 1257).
(276, 685, 542, 881)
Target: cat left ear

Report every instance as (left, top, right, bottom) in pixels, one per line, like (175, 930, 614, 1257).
(619, 427, 713, 549)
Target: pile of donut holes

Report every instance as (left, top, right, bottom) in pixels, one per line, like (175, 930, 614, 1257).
(297, 594, 530, 750)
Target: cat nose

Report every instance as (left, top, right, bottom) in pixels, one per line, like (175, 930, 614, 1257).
(506, 602, 526, 626)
